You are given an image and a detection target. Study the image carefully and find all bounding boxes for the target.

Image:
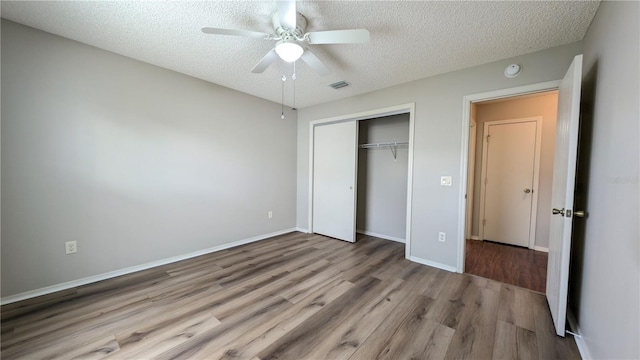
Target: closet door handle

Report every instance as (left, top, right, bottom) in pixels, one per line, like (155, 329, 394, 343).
(524, 188, 531, 193)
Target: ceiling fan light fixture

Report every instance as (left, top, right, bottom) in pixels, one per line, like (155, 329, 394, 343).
(275, 39, 303, 62)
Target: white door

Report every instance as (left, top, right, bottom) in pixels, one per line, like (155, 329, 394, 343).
(547, 54, 583, 337)
(481, 119, 539, 247)
(312, 121, 358, 242)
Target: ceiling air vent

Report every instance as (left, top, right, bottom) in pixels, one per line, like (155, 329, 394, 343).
(329, 81, 350, 89)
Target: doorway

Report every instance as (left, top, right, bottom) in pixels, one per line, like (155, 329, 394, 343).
(459, 55, 585, 337)
(463, 90, 559, 291)
(308, 103, 415, 258)
(311, 113, 410, 244)
(356, 115, 410, 243)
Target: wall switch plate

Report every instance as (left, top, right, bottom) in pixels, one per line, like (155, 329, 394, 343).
(440, 176, 452, 186)
(268, 211, 273, 219)
(438, 232, 446, 242)
(65, 241, 77, 254)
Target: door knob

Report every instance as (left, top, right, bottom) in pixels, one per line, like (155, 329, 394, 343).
(574, 210, 586, 218)
(552, 208, 565, 216)
(524, 188, 531, 193)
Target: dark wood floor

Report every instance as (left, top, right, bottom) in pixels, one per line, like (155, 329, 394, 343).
(465, 239, 548, 293)
(1, 232, 578, 359)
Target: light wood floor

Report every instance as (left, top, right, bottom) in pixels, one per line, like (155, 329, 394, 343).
(1, 232, 580, 359)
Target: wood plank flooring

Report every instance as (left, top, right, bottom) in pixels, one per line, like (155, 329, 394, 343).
(1, 232, 579, 359)
(465, 239, 548, 293)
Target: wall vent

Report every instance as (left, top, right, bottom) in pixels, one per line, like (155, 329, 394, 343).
(329, 81, 350, 89)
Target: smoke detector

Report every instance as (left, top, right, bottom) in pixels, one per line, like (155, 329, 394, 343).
(504, 64, 521, 78)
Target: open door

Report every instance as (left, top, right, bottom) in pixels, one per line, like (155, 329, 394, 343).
(546, 54, 583, 336)
(312, 121, 358, 242)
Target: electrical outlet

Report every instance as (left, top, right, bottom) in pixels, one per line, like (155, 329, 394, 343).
(65, 241, 77, 254)
(440, 176, 452, 186)
(268, 211, 273, 219)
(438, 232, 446, 242)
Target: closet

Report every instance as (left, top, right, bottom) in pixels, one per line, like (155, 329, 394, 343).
(357, 114, 410, 242)
(311, 113, 409, 243)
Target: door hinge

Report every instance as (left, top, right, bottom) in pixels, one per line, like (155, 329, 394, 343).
(483, 219, 486, 226)
(486, 134, 491, 142)
(484, 178, 488, 185)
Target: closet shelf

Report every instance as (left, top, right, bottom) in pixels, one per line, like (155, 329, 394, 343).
(359, 141, 409, 160)
(358, 141, 408, 149)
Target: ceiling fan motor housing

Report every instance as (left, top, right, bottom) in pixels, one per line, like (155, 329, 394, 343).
(272, 12, 307, 39)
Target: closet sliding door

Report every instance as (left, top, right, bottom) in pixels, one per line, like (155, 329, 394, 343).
(312, 121, 358, 242)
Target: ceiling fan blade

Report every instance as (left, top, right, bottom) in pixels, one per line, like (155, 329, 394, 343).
(251, 49, 279, 73)
(277, 0, 297, 30)
(306, 29, 370, 44)
(300, 49, 331, 76)
(202, 27, 271, 39)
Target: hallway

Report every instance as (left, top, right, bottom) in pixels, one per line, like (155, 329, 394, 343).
(465, 239, 548, 293)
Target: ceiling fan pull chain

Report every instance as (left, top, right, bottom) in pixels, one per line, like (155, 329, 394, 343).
(292, 61, 297, 110)
(282, 58, 287, 82)
(292, 61, 297, 80)
(281, 80, 285, 120)
(280, 61, 286, 119)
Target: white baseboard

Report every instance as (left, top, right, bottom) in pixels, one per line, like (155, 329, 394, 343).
(295, 227, 310, 233)
(534, 246, 549, 253)
(0, 228, 297, 305)
(470, 235, 480, 240)
(356, 229, 405, 243)
(567, 309, 591, 359)
(408, 256, 457, 273)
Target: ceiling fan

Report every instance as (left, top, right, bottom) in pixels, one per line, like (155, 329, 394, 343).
(201, 0, 370, 76)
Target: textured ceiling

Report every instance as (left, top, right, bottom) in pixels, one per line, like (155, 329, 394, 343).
(1, 1, 600, 109)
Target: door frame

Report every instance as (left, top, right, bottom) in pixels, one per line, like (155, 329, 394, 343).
(457, 81, 560, 272)
(465, 118, 477, 240)
(477, 117, 543, 249)
(309, 103, 415, 258)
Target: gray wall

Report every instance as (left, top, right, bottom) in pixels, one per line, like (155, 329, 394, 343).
(471, 93, 558, 249)
(297, 42, 582, 268)
(357, 114, 409, 240)
(1, 20, 297, 297)
(570, 1, 639, 358)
